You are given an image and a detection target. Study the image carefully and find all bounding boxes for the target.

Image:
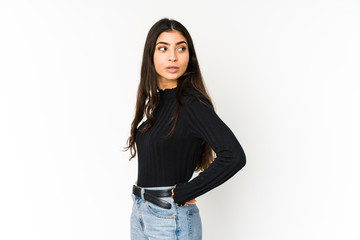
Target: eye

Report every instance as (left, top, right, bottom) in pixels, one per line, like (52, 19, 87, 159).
(158, 46, 166, 51)
(178, 47, 187, 52)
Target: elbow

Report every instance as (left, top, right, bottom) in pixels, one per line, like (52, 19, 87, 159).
(219, 143, 246, 172)
(233, 146, 246, 171)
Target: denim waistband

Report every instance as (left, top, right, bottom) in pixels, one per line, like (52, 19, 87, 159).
(134, 183, 174, 191)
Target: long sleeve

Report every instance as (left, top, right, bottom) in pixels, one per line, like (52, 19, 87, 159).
(172, 95, 246, 206)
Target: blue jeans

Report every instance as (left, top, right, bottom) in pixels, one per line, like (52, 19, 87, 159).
(130, 186, 202, 240)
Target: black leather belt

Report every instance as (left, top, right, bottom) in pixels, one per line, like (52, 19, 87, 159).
(132, 185, 173, 209)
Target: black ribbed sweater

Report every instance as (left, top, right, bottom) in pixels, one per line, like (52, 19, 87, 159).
(135, 87, 246, 206)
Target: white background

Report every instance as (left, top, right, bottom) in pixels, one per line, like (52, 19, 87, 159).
(1, 0, 359, 239)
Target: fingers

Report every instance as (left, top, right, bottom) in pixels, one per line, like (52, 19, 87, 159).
(171, 185, 197, 206)
(183, 199, 197, 206)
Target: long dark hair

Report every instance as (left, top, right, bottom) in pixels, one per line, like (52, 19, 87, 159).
(123, 18, 215, 172)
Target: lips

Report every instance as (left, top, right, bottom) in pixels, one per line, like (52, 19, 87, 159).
(166, 66, 179, 73)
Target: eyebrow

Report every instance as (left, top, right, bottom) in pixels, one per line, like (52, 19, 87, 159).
(156, 41, 188, 46)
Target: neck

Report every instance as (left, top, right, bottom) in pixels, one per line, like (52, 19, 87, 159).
(157, 79, 178, 90)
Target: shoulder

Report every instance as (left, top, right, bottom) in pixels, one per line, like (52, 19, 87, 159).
(181, 87, 212, 109)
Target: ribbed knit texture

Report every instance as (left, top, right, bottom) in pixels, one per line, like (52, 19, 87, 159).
(135, 87, 246, 206)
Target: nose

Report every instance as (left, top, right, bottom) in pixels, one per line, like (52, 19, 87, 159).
(168, 49, 177, 62)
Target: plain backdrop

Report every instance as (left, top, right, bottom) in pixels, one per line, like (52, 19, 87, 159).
(1, 0, 359, 239)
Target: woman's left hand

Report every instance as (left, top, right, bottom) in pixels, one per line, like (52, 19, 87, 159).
(183, 199, 197, 206)
(171, 184, 197, 206)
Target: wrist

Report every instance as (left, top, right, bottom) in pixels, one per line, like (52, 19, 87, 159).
(171, 183, 187, 206)
(171, 184, 178, 205)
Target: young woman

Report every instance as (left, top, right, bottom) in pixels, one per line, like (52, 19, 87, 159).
(124, 18, 246, 240)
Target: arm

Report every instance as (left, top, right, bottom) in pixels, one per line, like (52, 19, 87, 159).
(172, 95, 246, 206)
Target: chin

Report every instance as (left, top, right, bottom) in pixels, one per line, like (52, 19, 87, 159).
(163, 75, 180, 81)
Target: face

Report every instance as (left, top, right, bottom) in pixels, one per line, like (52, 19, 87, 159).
(153, 30, 189, 86)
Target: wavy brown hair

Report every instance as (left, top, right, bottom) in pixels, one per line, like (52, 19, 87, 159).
(122, 18, 215, 172)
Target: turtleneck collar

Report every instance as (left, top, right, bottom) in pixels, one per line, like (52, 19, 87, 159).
(158, 86, 177, 100)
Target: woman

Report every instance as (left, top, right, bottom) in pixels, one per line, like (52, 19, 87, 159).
(124, 18, 246, 240)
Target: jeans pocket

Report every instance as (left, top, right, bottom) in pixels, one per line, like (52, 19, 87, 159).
(145, 200, 176, 219)
(187, 206, 202, 239)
